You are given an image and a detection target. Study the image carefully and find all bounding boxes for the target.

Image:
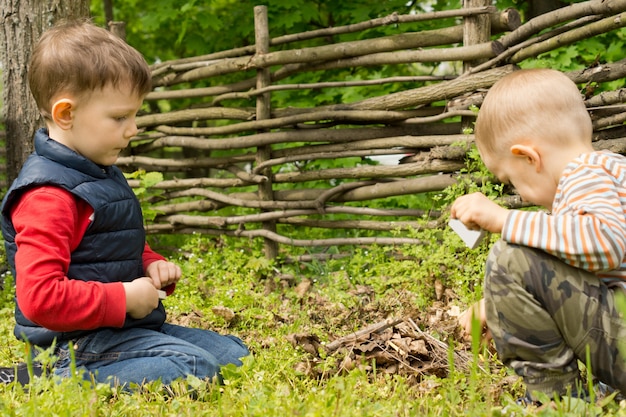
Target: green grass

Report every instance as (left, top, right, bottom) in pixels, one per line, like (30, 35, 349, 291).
(0, 230, 623, 416)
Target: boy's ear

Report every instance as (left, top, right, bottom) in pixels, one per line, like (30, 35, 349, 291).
(50, 99, 75, 130)
(510, 144, 541, 172)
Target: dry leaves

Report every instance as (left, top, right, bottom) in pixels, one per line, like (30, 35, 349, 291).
(288, 312, 477, 384)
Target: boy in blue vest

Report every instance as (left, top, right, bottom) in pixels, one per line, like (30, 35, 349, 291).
(0, 19, 248, 389)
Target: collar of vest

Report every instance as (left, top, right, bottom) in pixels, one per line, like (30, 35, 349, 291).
(34, 128, 108, 179)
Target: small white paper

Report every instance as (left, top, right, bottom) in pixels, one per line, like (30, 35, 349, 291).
(448, 219, 486, 249)
(157, 290, 167, 300)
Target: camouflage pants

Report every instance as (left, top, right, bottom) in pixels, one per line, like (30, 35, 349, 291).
(484, 240, 626, 399)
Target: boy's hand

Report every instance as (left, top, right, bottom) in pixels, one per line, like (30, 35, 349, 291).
(123, 277, 160, 319)
(145, 260, 182, 290)
(458, 298, 491, 341)
(450, 192, 508, 234)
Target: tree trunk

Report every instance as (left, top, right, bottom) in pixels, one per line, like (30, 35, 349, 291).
(0, 0, 90, 184)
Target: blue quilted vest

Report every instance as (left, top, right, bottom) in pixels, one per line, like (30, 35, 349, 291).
(1, 129, 166, 346)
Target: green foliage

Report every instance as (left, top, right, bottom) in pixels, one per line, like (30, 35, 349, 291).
(124, 170, 164, 222)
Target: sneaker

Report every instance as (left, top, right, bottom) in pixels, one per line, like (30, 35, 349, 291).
(0, 362, 43, 385)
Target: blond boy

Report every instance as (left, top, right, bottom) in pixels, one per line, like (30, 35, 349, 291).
(452, 68, 626, 402)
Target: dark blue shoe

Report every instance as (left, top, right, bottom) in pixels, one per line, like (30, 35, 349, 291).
(0, 362, 43, 385)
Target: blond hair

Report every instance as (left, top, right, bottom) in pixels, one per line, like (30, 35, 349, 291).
(474, 68, 591, 157)
(28, 19, 152, 120)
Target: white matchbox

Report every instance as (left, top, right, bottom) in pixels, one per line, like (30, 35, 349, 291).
(448, 219, 486, 249)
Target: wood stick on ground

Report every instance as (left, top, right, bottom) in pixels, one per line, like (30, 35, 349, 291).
(325, 318, 403, 353)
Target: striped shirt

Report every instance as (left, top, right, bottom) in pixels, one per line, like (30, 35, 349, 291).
(502, 151, 626, 284)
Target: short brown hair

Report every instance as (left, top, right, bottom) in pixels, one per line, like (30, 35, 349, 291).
(475, 68, 591, 157)
(28, 19, 152, 120)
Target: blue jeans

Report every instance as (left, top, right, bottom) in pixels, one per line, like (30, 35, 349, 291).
(52, 323, 249, 388)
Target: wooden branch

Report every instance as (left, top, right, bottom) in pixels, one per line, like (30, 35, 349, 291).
(225, 165, 267, 184)
(270, 177, 456, 204)
(136, 107, 253, 128)
(208, 228, 427, 247)
(593, 112, 626, 130)
(256, 135, 472, 172)
(589, 104, 626, 119)
(274, 159, 464, 184)
(158, 215, 429, 233)
(153, 121, 461, 140)
(157, 187, 318, 210)
(463, 15, 600, 76)
(210, 75, 457, 105)
(321, 65, 515, 111)
(126, 177, 246, 189)
(273, 8, 500, 45)
(511, 12, 626, 63)
(567, 58, 626, 85)
(325, 318, 403, 353)
(282, 42, 495, 76)
(497, 0, 626, 49)
(402, 110, 476, 124)
(147, 80, 256, 101)
(337, 174, 457, 202)
(152, 199, 223, 214)
(586, 88, 626, 107)
(593, 126, 626, 141)
(150, 109, 428, 136)
(117, 155, 246, 170)
(278, 218, 428, 231)
(251, 149, 408, 175)
(314, 181, 376, 211)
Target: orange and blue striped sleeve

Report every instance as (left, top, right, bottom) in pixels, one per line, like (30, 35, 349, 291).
(502, 152, 626, 274)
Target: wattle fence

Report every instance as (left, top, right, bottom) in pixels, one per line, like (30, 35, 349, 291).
(115, 0, 626, 258)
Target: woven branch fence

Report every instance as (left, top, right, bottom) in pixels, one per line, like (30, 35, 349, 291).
(117, 0, 626, 258)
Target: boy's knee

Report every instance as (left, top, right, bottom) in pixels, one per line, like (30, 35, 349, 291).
(222, 335, 250, 365)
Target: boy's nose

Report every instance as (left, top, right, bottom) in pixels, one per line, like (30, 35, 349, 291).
(126, 121, 138, 139)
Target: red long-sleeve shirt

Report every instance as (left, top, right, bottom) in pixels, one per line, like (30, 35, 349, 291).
(10, 185, 167, 332)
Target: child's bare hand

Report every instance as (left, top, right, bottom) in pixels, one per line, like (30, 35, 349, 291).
(450, 192, 508, 234)
(123, 277, 160, 319)
(145, 260, 182, 290)
(458, 298, 491, 341)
